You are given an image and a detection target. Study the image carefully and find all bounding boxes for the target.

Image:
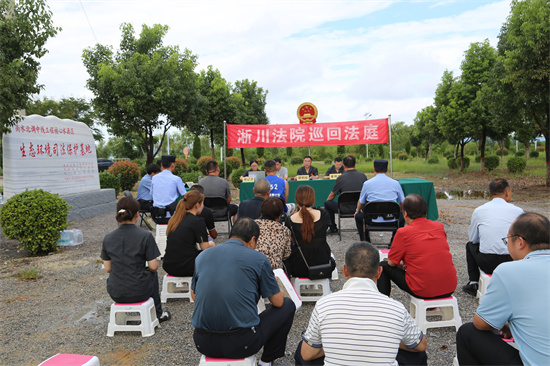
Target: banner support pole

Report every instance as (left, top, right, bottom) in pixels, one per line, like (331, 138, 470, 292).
(223, 120, 227, 180)
(388, 114, 393, 178)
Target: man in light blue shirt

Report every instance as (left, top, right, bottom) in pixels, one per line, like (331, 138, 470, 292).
(151, 155, 186, 224)
(354, 159, 405, 241)
(136, 163, 160, 211)
(456, 212, 550, 366)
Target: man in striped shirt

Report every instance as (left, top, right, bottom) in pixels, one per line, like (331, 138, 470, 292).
(295, 242, 427, 366)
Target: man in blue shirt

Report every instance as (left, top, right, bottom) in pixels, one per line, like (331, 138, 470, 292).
(354, 159, 405, 241)
(136, 163, 160, 211)
(456, 212, 550, 366)
(191, 218, 296, 366)
(151, 155, 186, 224)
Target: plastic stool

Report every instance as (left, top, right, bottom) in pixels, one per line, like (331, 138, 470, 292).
(155, 224, 168, 258)
(453, 356, 459, 366)
(161, 274, 193, 303)
(409, 295, 462, 334)
(331, 253, 338, 280)
(379, 249, 390, 261)
(291, 277, 331, 302)
(39, 354, 100, 366)
(476, 270, 492, 301)
(107, 297, 159, 337)
(199, 355, 257, 366)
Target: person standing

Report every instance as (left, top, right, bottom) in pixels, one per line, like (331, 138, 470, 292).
(462, 178, 524, 296)
(324, 155, 367, 234)
(191, 218, 296, 366)
(456, 213, 550, 365)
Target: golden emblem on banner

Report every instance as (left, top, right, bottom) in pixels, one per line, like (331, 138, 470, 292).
(297, 102, 318, 124)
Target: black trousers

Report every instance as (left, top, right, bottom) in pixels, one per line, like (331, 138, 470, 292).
(456, 322, 523, 365)
(293, 340, 428, 365)
(137, 199, 153, 211)
(110, 271, 163, 318)
(194, 298, 296, 362)
(324, 200, 339, 229)
(465, 242, 513, 282)
(354, 212, 404, 243)
(377, 261, 454, 299)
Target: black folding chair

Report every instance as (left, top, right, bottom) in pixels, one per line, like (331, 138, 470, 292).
(337, 191, 361, 241)
(362, 201, 401, 248)
(123, 190, 154, 230)
(204, 196, 233, 233)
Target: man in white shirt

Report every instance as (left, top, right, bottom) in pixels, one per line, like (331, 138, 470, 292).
(295, 242, 427, 366)
(462, 179, 523, 296)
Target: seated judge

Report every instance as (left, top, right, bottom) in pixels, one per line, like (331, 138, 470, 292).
(323, 157, 344, 178)
(240, 159, 260, 181)
(292, 156, 319, 180)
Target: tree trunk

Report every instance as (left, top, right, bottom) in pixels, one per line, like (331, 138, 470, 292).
(460, 141, 465, 172)
(240, 148, 246, 167)
(480, 129, 486, 173)
(546, 135, 550, 188)
(428, 142, 432, 159)
(500, 140, 504, 169)
(524, 141, 530, 160)
(210, 129, 215, 159)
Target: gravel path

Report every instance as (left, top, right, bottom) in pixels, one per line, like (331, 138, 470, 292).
(1, 198, 548, 366)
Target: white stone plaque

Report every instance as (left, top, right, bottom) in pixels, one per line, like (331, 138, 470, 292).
(2, 115, 100, 199)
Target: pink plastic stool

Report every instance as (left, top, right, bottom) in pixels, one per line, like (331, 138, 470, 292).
(38, 353, 100, 366)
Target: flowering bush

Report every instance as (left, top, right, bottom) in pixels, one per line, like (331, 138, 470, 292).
(108, 160, 140, 191)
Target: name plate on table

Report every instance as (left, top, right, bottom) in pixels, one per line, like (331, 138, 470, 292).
(329, 173, 341, 180)
(296, 175, 310, 181)
(243, 176, 255, 182)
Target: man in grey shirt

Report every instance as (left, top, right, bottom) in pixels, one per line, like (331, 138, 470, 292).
(199, 160, 238, 222)
(274, 158, 288, 180)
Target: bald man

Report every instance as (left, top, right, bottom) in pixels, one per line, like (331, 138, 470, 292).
(237, 178, 270, 220)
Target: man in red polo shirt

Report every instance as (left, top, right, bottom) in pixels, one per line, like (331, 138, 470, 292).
(377, 194, 457, 299)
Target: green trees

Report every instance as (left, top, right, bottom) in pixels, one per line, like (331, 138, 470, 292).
(0, 0, 59, 133)
(25, 97, 102, 140)
(82, 23, 200, 165)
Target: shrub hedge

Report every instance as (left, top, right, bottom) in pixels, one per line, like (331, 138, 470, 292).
(427, 157, 439, 164)
(484, 155, 500, 172)
(515, 150, 525, 157)
(108, 160, 140, 191)
(231, 168, 246, 189)
(290, 156, 302, 165)
(507, 156, 526, 173)
(99, 171, 120, 194)
(197, 156, 214, 173)
(398, 153, 408, 161)
(495, 148, 509, 156)
(226, 156, 242, 169)
(529, 151, 539, 158)
(0, 189, 70, 256)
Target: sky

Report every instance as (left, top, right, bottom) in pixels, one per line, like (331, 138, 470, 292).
(35, 0, 513, 129)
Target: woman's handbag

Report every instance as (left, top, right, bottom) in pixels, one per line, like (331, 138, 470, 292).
(286, 217, 333, 280)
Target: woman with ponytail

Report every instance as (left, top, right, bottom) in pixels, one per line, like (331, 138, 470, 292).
(100, 196, 171, 322)
(284, 185, 335, 278)
(163, 190, 214, 277)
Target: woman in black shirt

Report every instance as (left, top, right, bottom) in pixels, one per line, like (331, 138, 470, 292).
(101, 196, 171, 322)
(163, 190, 213, 277)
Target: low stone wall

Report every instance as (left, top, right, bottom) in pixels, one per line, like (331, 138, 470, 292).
(0, 188, 116, 235)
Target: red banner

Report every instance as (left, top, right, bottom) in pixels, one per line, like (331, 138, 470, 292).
(227, 119, 389, 148)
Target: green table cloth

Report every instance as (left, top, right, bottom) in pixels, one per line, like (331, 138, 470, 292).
(396, 178, 439, 221)
(239, 177, 439, 220)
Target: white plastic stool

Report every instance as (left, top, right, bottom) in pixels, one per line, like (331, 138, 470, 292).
(409, 295, 462, 334)
(379, 249, 390, 261)
(476, 270, 492, 301)
(453, 356, 459, 366)
(330, 253, 338, 280)
(107, 297, 159, 337)
(161, 274, 193, 303)
(39, 354, 100, 366)
(291, 278, 331, 302)
(199, 355, 256, 366)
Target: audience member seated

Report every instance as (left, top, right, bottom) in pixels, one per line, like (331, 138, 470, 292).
(377, 194, 457, 299)
(284, 185, 336, 278)
(163, 191, 214, 277)
(255, 197, 292, 270)
(274, 157, 288, 180)
(191, 218, 296, 366)
(456, 213, 550, 366)
(295, 242, 427, 366)
(292, 156, 319, 180)
(199, 160, 238, 223)
(324, 155, 367, 234)
(354, 159, 405, 242)
(323, 156, 344, 178)
(136, 163, 160, 211)
(189, 185, 217, 240)
(240, 159, 260, 181)
(100, 196, 171, 323)
(151, 155, 187, 224)
(237, 178, 270, 220)
(462, 178, 523, 296)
